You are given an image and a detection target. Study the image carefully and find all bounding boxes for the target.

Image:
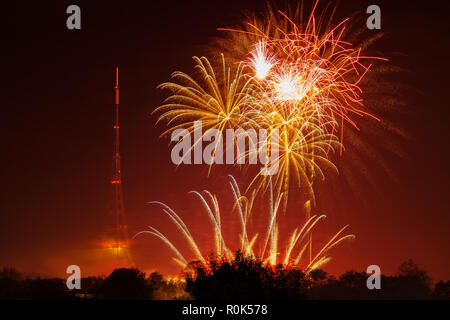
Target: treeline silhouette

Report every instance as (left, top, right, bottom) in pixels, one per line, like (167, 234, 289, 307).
(1, 254, 449, 300)
(0, 267, 189, 300)
(185, 252, 449, 300)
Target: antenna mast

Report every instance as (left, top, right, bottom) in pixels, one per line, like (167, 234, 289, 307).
(106, 67, 131, 261)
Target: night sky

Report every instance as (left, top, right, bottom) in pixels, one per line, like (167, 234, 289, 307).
(1, 0, 450, 281)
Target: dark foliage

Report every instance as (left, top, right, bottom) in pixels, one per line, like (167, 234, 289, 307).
(185, 251, 309, 300)
(96, 268, 149, 299)
(432, 281, 450, 300)
(0, 259, 447, 300)
(310, 259, 433, 299)
(0, 267, 73, 299)
(21, 277, 73, 299)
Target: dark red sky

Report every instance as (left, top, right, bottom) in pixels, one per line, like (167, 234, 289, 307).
(1, 0, 450, 281)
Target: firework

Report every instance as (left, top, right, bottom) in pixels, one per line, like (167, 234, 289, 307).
(220, 2, 384, 136)
(135, 176, 354, 274)
(249, 40, 277, 80)
(155, 2, 384, 205)
(155, 55, 256, 138)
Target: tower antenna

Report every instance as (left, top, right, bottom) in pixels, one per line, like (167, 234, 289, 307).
(105, 67, 131, 262)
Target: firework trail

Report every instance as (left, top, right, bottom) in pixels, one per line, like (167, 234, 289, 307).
(134, 175, 355, 274)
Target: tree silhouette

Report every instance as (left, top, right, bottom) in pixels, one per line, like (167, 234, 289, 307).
(0, 259, 447, 300)
(433, 281, 450, 299)
(309, 259, 436, 299)
(0, 267, 22, 299)
(96, 268, 149, 299)
(310, 270, 370, 299)
(22, 277, 72, 299)
(185, 251, 308, 300)
(393, 259, 432, 299)
(81, 276, 104, 295)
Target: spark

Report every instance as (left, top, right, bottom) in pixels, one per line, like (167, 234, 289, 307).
(249, 40, 276, 80)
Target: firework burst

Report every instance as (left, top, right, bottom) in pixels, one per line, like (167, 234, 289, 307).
(135, 176, 355, 274)
(155, 55, 256, 137)
(155, 2, 384, 205)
